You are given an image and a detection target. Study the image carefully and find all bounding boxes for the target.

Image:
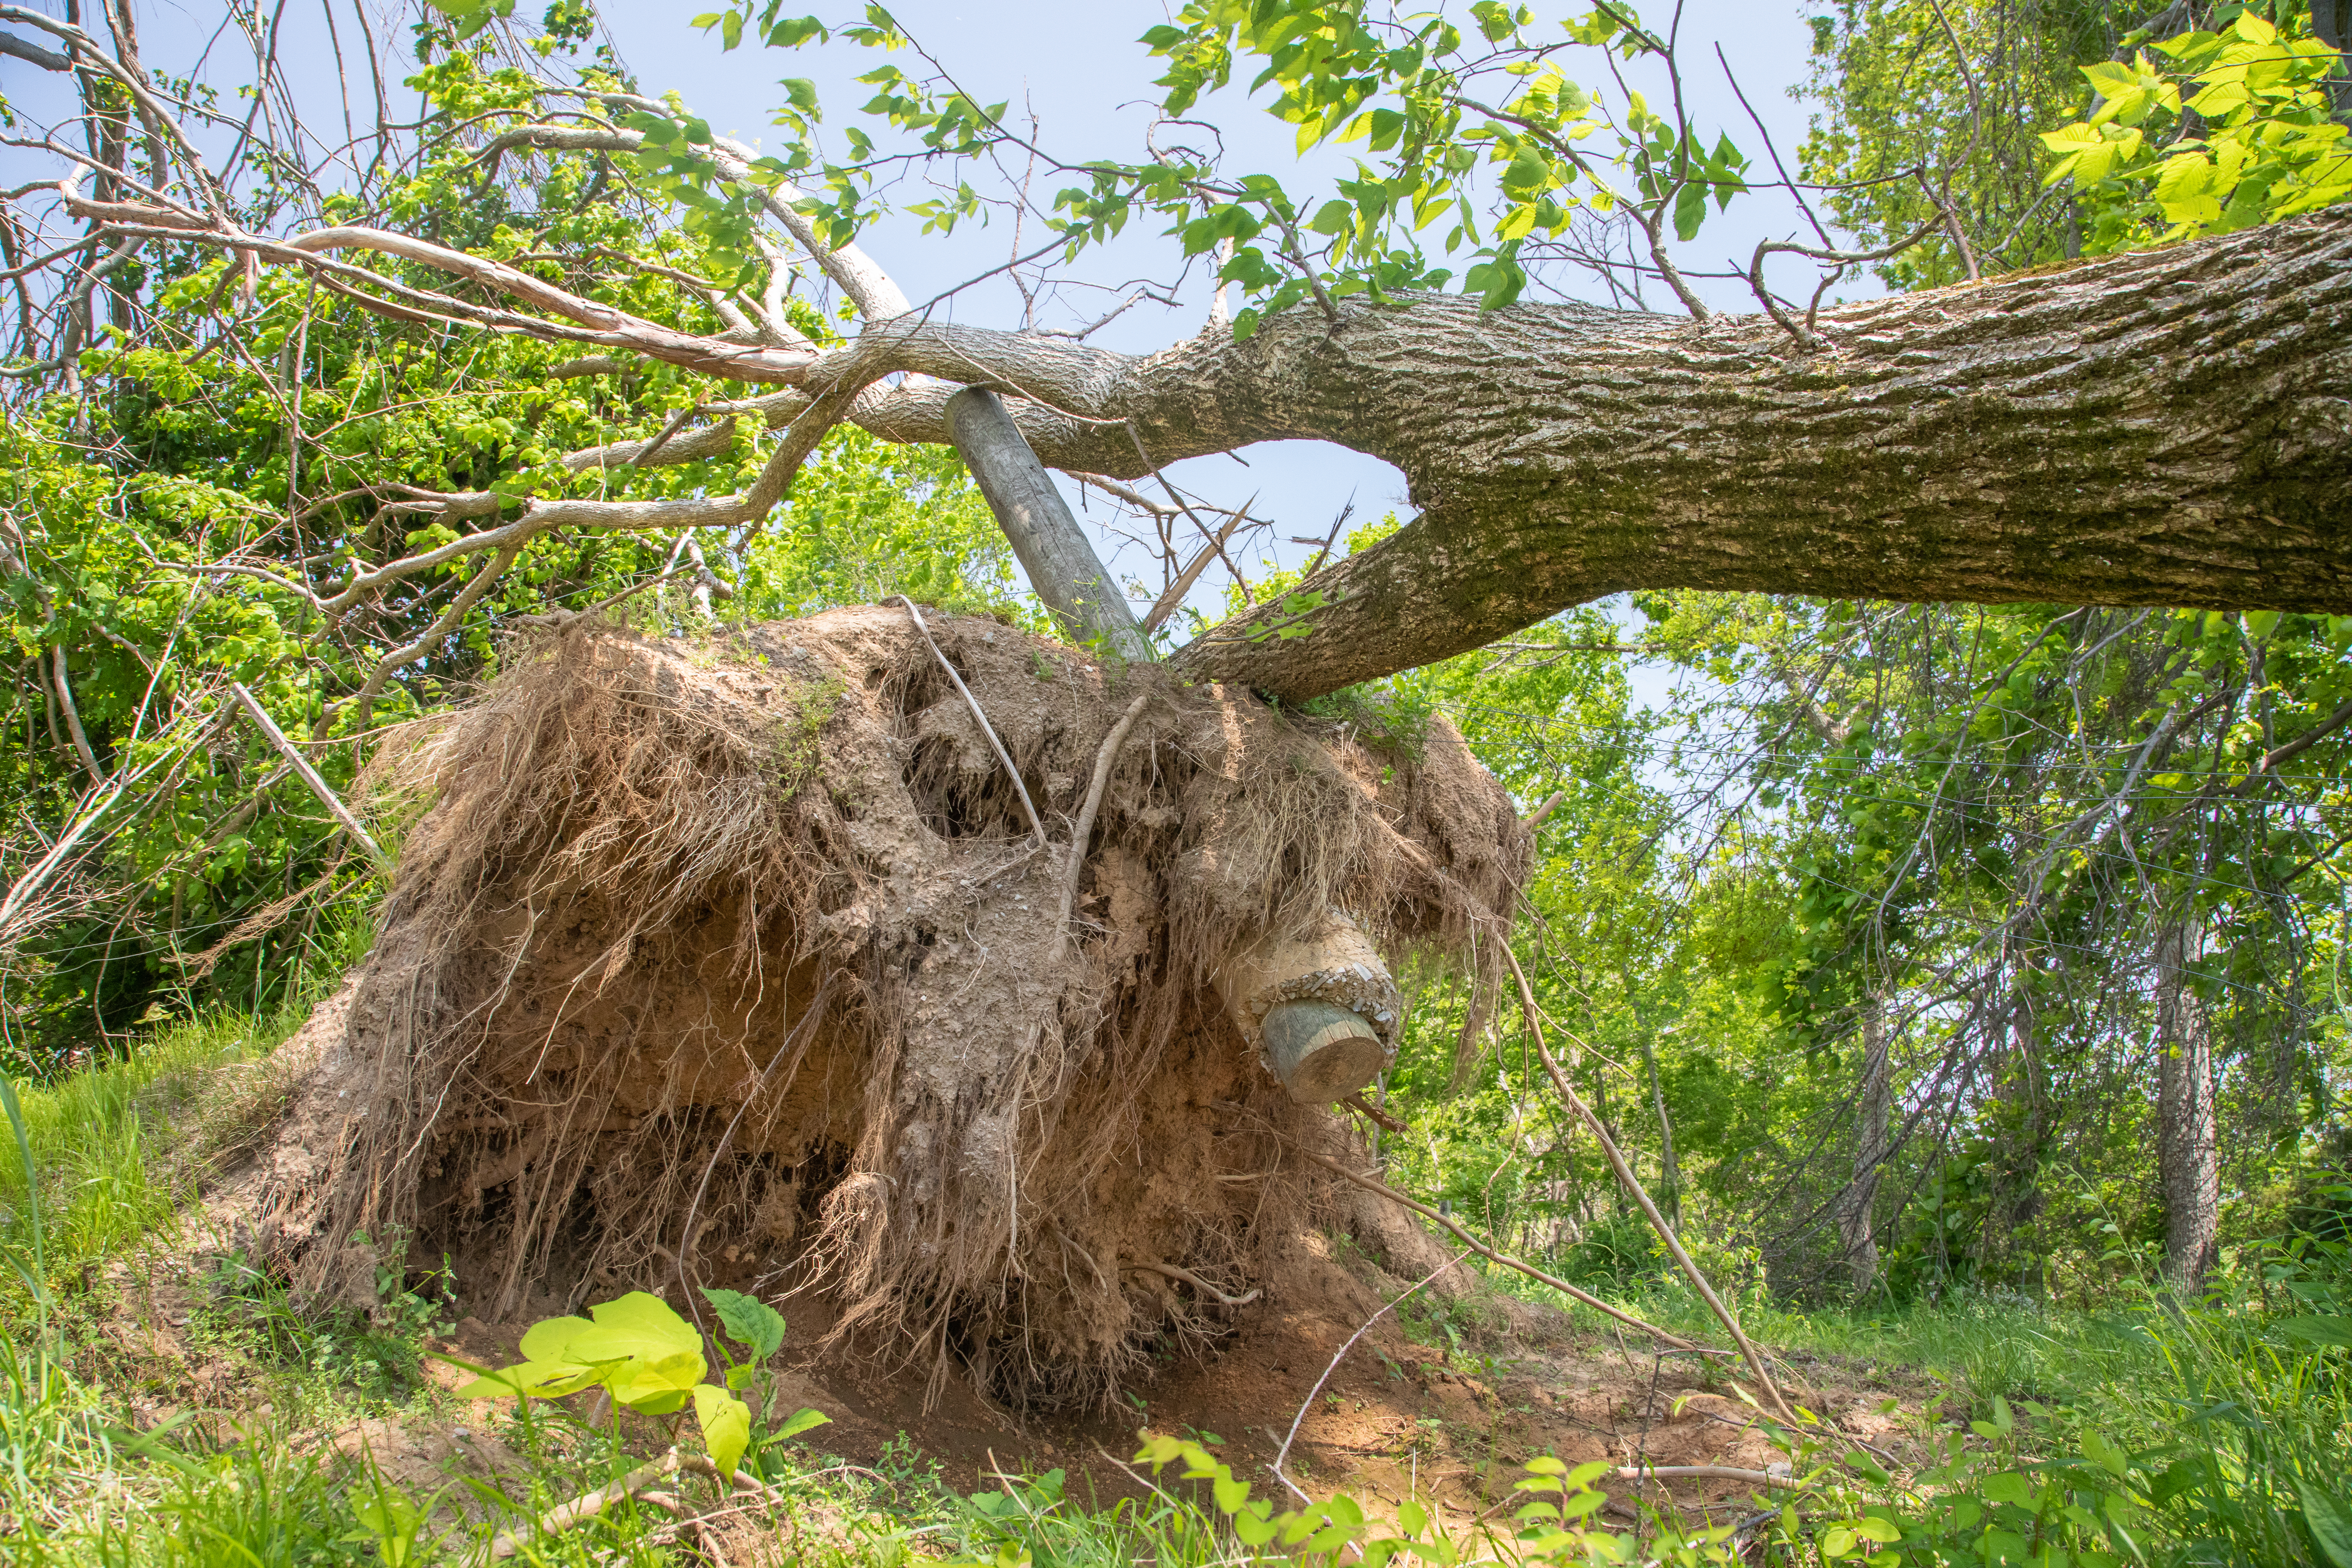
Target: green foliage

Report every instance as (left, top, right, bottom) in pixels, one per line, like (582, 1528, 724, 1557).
(665, 0, 1752, 325)
(2041, 10, 2352, 249)
(455, 1289, 827, 1485)
(1116, 1434, 1737, 1566)
(1800, 0, 2133, 287)
(0, 983, 340, 1307)
(0, 41, 1033, 1059)
(732, 427, 1021, 621)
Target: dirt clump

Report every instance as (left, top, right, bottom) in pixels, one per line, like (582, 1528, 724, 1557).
(250, 607, 1527, 1407)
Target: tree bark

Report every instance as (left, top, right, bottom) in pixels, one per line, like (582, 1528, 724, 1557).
(2156, 920, 2221, 1294)
(1834, 995, 1892, 1295)
(853, 208, 2352, 699)
(943, 387, 1152, 664)
(71, 189, 2352, 701)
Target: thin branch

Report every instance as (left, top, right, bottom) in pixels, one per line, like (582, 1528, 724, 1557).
(230, 682, 389, 870)
(888, 595, 1046, 846)
(1506, 948, 1795, 1421)
(1055, 691, 1153, 958)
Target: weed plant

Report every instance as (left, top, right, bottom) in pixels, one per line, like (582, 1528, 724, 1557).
(5, 983, 2350, 1564)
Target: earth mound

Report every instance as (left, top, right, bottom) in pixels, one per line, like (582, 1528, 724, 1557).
(253, 606, 1527, 1405)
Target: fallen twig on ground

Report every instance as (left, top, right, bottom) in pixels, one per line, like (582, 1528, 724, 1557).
(1274, 1249, 1471, 1505)
(1504, 947, 1796, 1422)
(488, 1447, 682, 1559)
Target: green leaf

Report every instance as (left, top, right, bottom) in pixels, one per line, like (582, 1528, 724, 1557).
(2305, 1486, 2352, 1568)
(454, 1358, 609, 1400)
(1234, 1509, 1279, 1546)
(703, 1287, 788, 1358)
(773, 1406, 831, 1440)
(1981, 1472, 2037, 1506)
(517, 1315, 595, 1363)
(2280, 1315, 2352, 1350)
(613, 1350, 707, 1412)
(694, 1384, 753, 1482)
(1672, 181, 1709, 241)
(2080, 1428, 2129, 1478)
(567, 1292, 702, 1365)
(1307, 200, 1354, 235)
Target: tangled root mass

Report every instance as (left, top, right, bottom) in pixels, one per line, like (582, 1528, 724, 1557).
(267, 608, 1526, 1405)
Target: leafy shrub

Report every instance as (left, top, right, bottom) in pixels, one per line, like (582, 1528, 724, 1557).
(448, 1288, 827, 1485)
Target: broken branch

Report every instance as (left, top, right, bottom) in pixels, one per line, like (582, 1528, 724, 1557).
(229, 682, 390, 871)
(1503, 947, 1794, 1421)
(487, 1448, 683, 1558)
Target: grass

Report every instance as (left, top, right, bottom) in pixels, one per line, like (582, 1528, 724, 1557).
(3, 996, 2350, 1565)
(0, 997, 317, 1300)
(1406, 1234, 2352, 1566)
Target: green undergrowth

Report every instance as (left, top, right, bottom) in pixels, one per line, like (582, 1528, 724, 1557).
(1382, 1234, 2352, 1566)
(5, 1011, 2352, 1565)
(0, 999, 315, 1310)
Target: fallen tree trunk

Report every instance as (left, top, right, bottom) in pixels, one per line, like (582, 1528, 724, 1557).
(852, 208, 2352, 699)
(57, 190, 2352, 707)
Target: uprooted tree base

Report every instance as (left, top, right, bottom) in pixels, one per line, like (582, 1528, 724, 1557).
(249, 608, 1528, 1407)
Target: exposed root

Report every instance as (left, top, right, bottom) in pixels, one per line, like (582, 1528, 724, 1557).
(257, 608, 1528, 1406)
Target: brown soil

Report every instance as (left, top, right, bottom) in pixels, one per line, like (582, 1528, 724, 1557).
(246, 607, 1528, 1410)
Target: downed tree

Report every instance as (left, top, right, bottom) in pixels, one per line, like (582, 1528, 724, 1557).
(256, 608, 1527, 1402)
(51, 177, 2352, 704)
(11, 1, 2348, 711)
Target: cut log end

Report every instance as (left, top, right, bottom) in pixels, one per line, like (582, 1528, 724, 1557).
(1262, 999, 1385, 1103)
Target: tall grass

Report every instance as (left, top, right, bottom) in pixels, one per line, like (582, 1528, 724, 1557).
(0, 992, 324, 1302)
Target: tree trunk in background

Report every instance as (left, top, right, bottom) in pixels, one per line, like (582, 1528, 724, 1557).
(1637, 1026, 1682, 1227)
(1834, 996, 1892, 1295)
(1985, 950, 2048, 1294)
(2312, 0, 2352, 125)
(2156, 921, 2221, 1294)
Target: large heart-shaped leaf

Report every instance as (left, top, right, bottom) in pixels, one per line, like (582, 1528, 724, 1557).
(565, 1293, 702, 1365)
(456, 1293, 705, 1407)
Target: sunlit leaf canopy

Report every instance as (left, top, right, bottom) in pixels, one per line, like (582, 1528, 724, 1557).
(421, 0, 1759, 322)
